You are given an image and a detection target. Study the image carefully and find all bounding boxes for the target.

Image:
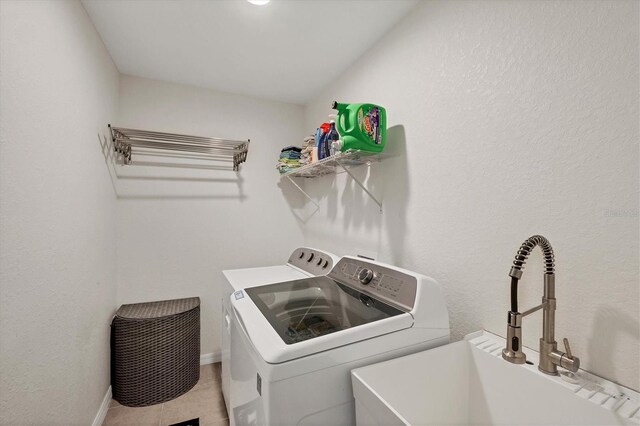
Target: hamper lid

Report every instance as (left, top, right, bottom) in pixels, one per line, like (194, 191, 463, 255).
(116, 297, 200, 319)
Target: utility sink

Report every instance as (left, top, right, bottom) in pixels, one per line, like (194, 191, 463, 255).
(351, 331, 640, 425)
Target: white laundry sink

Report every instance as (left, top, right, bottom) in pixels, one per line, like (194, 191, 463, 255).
(351, 330, 640, 425)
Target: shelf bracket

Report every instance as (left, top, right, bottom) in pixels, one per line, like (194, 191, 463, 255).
(286, 175, 319, 210)
(336, 159, 382, 213)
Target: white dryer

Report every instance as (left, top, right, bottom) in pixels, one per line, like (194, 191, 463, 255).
(228, 256, 450, 425)
(221, 248, 339, 413)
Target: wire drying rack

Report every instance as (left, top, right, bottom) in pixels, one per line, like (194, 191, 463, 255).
(109, 125, 249, 171)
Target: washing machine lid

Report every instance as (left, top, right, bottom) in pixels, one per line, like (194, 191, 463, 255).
(222, 248, 339, 292)
(231, 276, 414, 364)
(223, 265, 309, 292)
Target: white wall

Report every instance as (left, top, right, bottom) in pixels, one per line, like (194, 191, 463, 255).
(1, 3, 637, 424)
(0, 1, 119, 424)
(115, 75, 305, 358)
(302, 0, 639, 390)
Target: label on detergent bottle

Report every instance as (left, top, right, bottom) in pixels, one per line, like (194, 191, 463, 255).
(357, 106, 382, 145)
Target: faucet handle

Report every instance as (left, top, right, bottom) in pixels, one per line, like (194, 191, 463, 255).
(563, 338, 573, 359)
(558, 337, 580, 372)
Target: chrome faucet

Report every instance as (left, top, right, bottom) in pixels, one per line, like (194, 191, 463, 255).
(502, 235, 580, 375)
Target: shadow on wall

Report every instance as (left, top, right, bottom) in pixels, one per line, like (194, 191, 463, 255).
(276, 125, 409, 256)
(277, 173, 335, 223)
(336, 125, 410, 258)
(98, 131, 246, 200)
(338, 124, 410, 260)
(328, 125, 410, 260)
(381, 125, 410, 264)
(588, 306, 640, 388)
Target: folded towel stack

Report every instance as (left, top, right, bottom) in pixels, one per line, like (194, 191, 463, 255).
(277, 146, 302, 174)
(280, 150, 301, 160)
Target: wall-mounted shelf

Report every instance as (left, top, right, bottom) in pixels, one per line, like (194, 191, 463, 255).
(109, 125, 249, 171)
(281, 150, 387, 212)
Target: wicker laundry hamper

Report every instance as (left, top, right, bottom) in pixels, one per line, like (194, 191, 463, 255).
(111, 297, 200, 407)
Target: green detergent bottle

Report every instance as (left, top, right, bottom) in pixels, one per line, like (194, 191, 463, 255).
(332, 101, 387, 153)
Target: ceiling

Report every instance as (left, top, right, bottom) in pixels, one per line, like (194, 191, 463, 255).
(82, 0, 418, 105)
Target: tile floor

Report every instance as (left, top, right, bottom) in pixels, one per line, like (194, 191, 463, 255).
(103, 363, 229, 426)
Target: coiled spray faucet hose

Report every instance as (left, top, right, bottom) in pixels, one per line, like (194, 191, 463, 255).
(508, 235, 556, 312)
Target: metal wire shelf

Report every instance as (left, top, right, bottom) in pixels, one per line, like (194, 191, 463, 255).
(281, 150, 386, 178)
(280, 149, 388, 212)
(109, 125, 249, 171)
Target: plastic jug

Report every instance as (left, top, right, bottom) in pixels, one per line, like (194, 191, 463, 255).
(332, 101, 386, 153)
(326, 121, 339, 157)
(315, 122, 331, 161)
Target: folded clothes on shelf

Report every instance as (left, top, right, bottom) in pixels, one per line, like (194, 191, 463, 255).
(276, 163, 301, 174)
(280, 151, 301, 160)
(280, 146, 302, 153)
(277, 134, 321, 174)
(277, 145, 303, 174)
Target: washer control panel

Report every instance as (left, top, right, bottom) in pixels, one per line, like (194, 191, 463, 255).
(288, 248, 334, 276)
(329, 258, 417, 312)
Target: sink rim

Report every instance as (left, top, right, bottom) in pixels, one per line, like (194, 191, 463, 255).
(351, 330, 640, 425)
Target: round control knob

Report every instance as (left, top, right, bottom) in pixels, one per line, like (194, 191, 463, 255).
(358, 268, 374, 284)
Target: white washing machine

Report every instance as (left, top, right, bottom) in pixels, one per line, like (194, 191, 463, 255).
(221, 247, 339, 413)
(228, 256, 450, 426)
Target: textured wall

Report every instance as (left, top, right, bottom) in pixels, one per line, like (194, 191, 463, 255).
(115, 75, 305, 358)
(0, 1, 119, 424)
(302, 0, 639, 389)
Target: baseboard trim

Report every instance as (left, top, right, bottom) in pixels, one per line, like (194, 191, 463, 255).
(92, 385, 112, 426)
(92, 355, 218, 424)
(200, 352, 221, 365)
